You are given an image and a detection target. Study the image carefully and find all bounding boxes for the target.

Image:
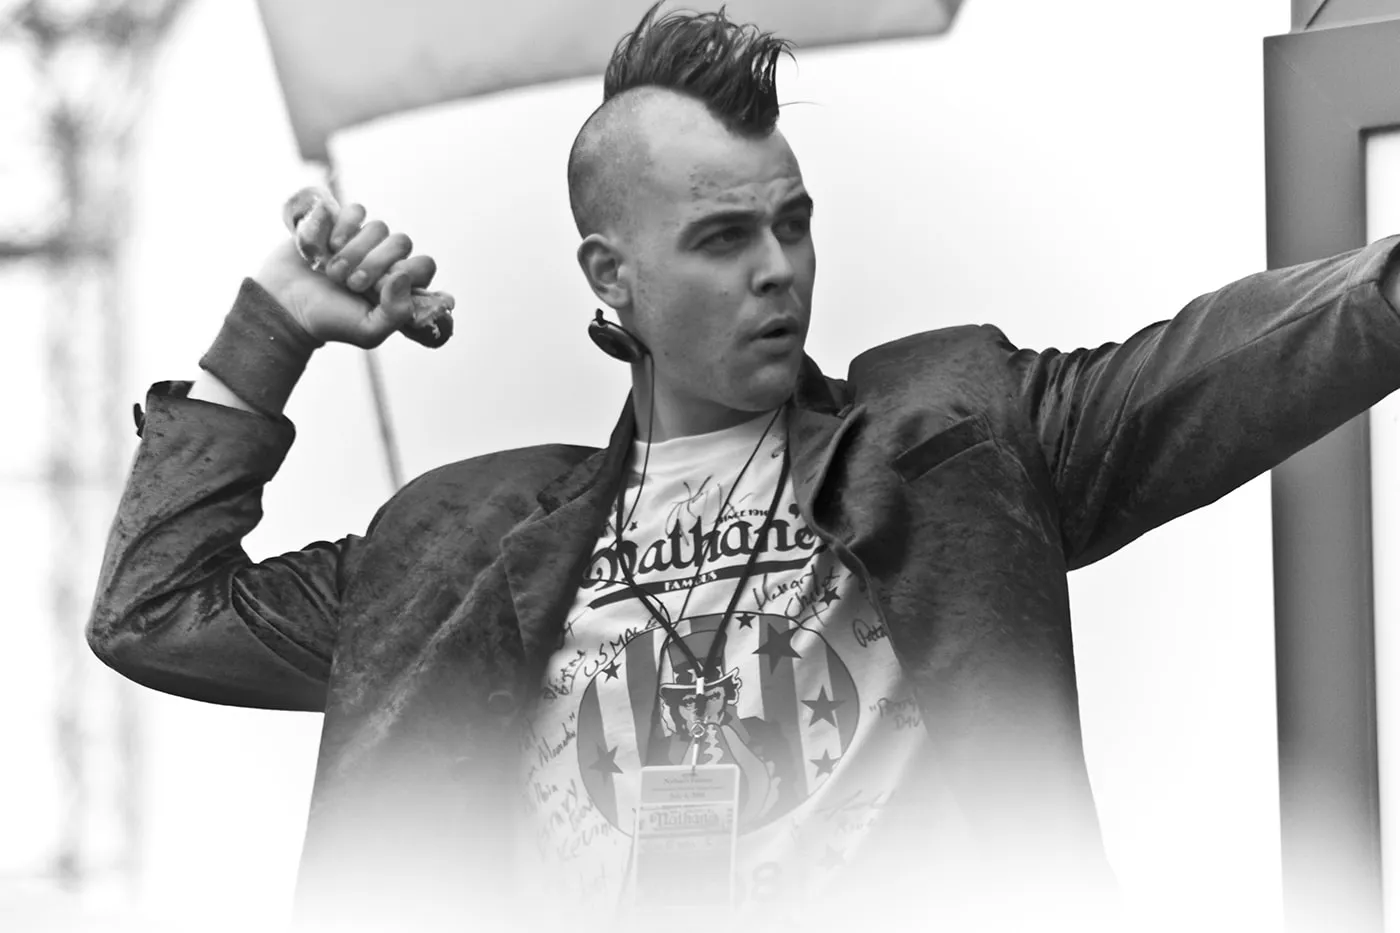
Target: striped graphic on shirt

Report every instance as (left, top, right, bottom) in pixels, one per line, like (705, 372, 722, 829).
(572, 576, 862, 835)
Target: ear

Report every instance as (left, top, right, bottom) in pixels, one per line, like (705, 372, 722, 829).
(576, 234, 630, 310)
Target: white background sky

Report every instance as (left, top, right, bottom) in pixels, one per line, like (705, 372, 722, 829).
(21, 0, 1396, 930)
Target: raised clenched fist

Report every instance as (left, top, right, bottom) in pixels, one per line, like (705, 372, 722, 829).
(252, 186, 456, 350)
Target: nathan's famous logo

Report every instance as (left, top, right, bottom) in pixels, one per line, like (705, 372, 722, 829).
(640, 807, 731, 833)
(581, 513, 822, 603)
(575, 612, 858, 835)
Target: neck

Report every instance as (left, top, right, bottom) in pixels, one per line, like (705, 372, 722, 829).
(630, 370, 774, 443)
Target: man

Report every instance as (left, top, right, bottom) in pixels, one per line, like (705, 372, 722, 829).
(89, 3, 1400, 932)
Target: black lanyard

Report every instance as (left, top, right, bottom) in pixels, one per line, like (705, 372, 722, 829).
(611, 415, 791, 728)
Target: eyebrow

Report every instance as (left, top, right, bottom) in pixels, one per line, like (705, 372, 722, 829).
(681, 192, 815, 240)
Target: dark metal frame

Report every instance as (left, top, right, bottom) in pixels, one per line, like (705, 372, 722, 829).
(1266, 11, 1400, 931)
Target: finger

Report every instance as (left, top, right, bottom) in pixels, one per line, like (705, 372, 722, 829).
(328, 202, 366, 254)
(357, 273, 416, 347)
(346, 232, 414, 293)
(295, 200, 336, 271)
(282, 186, 341, 234)
(384, 254, 438, 291)
(328, 219, 390, 291)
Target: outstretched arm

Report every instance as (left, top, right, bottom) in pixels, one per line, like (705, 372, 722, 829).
(1008, 235, 1400, 569)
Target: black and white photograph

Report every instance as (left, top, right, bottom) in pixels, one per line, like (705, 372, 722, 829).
(4, 1, 1398, 931)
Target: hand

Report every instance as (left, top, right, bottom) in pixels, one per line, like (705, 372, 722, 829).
(253, 187, 455, 349)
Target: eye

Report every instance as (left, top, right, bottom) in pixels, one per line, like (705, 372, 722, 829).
(705, 227, 747, 248)
(779, 217, 811, 239)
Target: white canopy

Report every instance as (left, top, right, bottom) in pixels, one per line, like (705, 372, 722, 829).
(254, 0, 962, 161)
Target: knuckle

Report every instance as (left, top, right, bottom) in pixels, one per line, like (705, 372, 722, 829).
(387, 231, 412, 253)
(330, 242, 360, 267)
(362, 219, 389, 238)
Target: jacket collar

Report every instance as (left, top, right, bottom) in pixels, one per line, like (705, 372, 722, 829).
(534, 352, 846, 513)
(503, 354, 852, 669)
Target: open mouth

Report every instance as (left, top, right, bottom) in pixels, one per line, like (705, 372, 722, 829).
(755, 329, 800, 354)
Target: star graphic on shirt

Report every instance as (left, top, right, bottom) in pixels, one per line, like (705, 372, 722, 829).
(818, 585, 839, 608)
(752, 621, 802, 672)
(736, 612, 755, 629)
(588, 742, 623, 777)
(818, 846, 845, 870)
(601, 660, 620, 681)
(810, 749, 840, 778)
(802, 686, 845, 727)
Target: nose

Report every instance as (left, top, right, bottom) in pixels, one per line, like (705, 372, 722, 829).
(752, 229, 796, 297)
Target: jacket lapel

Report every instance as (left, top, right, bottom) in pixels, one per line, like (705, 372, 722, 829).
(501, 393, 635, 673)
(785, 352, 857, 530)
(786, 408, 856, 530)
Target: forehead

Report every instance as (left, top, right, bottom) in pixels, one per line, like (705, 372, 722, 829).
(637, 114, 805, 219)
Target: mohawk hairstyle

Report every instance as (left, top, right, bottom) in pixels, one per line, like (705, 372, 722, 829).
(567, 2, 796, 239)
(602, 1, 794, 133)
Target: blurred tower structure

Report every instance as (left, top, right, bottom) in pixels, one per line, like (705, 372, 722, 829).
(0, 0, 188, 903)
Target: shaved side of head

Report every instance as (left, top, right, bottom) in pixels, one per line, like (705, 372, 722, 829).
(567, 90, 683, 244)
(566, 2, 794, 244)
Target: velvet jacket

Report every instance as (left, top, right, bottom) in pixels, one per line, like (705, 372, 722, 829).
(89, 236, 1400, 928)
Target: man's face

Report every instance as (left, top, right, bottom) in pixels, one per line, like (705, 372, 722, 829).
(620, 109, 816, 420)
(677, 683, 730, 729)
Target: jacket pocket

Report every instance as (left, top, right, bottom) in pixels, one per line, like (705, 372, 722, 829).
(892, 414, 995, 483)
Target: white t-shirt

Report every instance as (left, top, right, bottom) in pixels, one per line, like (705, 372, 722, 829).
(515, 406, 928, 921)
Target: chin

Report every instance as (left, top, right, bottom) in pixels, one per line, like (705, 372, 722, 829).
(738, 369, 801, 412)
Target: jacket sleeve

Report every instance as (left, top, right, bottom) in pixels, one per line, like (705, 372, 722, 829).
(1005, 234, 1400, 570)
(87, 380, 379, 711)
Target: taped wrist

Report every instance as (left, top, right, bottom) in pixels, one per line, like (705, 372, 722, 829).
(198, 277, 324, 415)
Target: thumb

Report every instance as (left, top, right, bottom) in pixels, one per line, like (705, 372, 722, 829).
(385, 271, 414, 317)
(359, 273, 413, 345)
